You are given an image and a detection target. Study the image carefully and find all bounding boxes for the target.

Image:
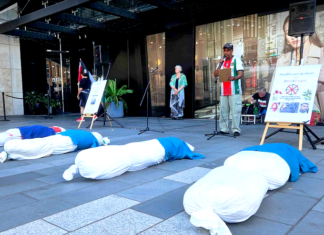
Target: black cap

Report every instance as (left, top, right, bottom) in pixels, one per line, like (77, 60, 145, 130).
(223, 43, 233, 50)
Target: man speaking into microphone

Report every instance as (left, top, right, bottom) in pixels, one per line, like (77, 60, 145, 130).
(214, 43, 244, 136)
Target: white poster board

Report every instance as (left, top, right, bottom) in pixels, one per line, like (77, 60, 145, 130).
(83, 80, 107, 114)
(265, 65, 321, 124)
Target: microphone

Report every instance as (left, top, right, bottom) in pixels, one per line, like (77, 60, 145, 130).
(150, 67, 158, 73)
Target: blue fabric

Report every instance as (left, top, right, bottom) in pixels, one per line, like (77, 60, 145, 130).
(59, 130, 100, 151)
(157, 137, 205, 161)
(18, 125, 56, 139)
(242, 143, 318, 182)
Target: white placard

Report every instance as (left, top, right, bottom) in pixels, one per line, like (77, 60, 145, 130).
(265, 65, 321, 124)
(83, 80, 107, 114)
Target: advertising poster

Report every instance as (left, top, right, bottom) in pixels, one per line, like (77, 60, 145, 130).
(265, 65, 321, 123)
(84, 80, 107, 114)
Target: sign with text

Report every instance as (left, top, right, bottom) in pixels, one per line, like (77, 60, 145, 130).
(265, 65, 321, 124)
(83, 80, 107, 114)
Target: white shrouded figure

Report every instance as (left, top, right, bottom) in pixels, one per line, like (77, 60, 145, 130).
(0, 130, 108, 163)
(63, 137, 203, 181)
(0, 125, 66, 146)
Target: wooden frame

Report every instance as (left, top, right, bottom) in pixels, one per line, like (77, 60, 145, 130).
(78, 113, 95, 129)
(260, 122, 304, 150)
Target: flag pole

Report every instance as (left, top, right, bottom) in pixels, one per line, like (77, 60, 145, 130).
(58, 35, 65, 113)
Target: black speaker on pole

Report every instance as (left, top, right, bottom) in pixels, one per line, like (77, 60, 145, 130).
(288, 0, 316, 37)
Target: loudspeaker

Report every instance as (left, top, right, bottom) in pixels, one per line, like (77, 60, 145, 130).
(288, 0, 316, 37)
(94, 45, 109, 64)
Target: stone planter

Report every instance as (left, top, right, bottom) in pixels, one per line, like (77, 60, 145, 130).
(107, 101, 124, 118)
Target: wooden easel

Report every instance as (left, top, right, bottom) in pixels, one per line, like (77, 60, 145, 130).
(78, 113, 96, 129)
(260, 122, 304, 150)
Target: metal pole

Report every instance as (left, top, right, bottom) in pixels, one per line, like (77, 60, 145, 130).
(59, 36, 65, 112)
(93, 41, 96, 75)
(1, 92, 10, 121)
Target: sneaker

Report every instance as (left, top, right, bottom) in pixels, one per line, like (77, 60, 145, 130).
(94, 115, 98, 121)
(76, 118, 85, 122)
(0, 151, 8, 163)
(219, 131, 229, 134)
(234, 132, 240, 137)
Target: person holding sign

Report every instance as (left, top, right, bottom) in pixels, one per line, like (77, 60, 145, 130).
(214, 43, 244, 136)
(272, 16, 324, 120)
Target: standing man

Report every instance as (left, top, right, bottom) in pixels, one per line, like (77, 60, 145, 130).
(214, 43, 244, 136)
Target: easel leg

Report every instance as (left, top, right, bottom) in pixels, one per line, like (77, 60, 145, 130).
(107, 115, 112, 127)
(78, 115, 84, 128)
(260, 122, 270, 145)
(90, 117, 95, 129)
(303, 125, 317, 150)
(299, 124, 304, 151)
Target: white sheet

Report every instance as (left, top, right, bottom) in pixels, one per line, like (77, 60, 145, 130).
(0, 128, 21, 146)
(63, 139, 195, 181)
(224, 151, 290, 190)
(4, 135, 76, 161)
(183, 166, 268, 235)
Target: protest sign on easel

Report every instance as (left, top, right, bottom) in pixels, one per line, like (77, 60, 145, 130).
(260, 65, 321, 150)
(78, 80, 107, 129)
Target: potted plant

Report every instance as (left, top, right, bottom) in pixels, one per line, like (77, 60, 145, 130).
(24, 92, 45, 114)
(105, 79, 133, 118)
(43, 98, 62, 115)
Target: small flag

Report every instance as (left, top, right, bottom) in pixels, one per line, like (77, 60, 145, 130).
(78, 59, 95, 84)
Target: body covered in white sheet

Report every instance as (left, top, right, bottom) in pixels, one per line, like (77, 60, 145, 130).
(63, 138, 197, 181)
(0, 125, 65, 146)
(183, 166, 268, 235)
(0, 131, 106, 163)
(224, 151, 290, 190)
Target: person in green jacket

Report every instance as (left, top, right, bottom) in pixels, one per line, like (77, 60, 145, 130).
(169, 65, 188, 119)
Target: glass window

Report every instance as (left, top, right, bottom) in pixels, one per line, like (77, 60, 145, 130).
(146, 32, 165, 117)
(195, 5, 324, 118)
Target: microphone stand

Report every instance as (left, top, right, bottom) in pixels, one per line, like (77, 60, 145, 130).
(139, 67, 164, 135)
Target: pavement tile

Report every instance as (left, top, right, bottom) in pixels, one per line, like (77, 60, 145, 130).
(33, 164, 72, 176)
(151, 159, 204, 172)
(288, 211, 324, 235)
(0, 180, 48, 197)
(46, 158, 75, 167)
(138, 211, 209, 235)
(227, 216, 292, 235)
(303, 155, 324, 165)
(116, 179, 187, 202)
(196, 152, 231, 163)
(255, 192, 317, 225)
(199, 157, 228, 169)
(0, 194, 37, 213)
(0, 161, 31, 171)
(164, 167, 211, 184)
(0, 220, 67, 235)
(35, 172, 81, 185)
(132, 185, 190, 219)
(0, 198, 74, 232)
(22, 178, 98, 200)
(278, 176, 324, 199)
(44, 195, 139, 231)
(312, 197, 324, 213)
(114, 168, 175, 186)
(70, 209, 162, 235)
(58, 179, 133, 205)
(0, 163, 53, 178)
(302, 165, 324, 180)
(0, 172, 45, 187)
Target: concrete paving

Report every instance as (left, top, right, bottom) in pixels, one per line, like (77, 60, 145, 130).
(0, 114, 323, 235)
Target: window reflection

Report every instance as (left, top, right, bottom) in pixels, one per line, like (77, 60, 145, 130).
(146, 33, 165, 116)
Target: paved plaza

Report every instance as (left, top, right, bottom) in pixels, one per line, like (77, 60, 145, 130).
(0, 115, 324, 235)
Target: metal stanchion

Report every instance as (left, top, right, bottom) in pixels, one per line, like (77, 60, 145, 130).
(1, 92, 10, 121)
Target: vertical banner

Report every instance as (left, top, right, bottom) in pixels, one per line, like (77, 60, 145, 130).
(265, 65, 321, 123)
(83, 80, 107, 114)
